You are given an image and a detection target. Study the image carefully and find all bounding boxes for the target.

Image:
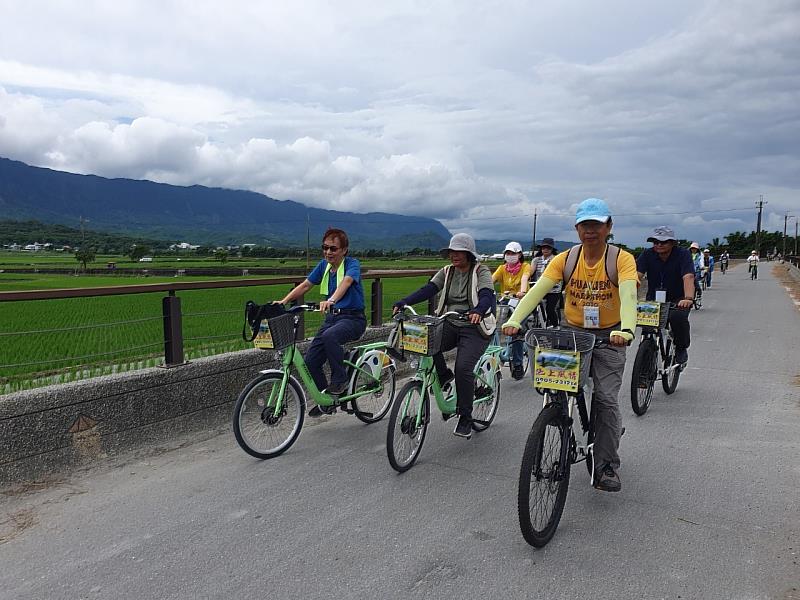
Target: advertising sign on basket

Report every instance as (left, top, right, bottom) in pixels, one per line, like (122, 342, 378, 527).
(401, 322, 431, 355)
(253, 321, 275, 349)
(636, 301, 661, 328)
(533, 348, 580, 392)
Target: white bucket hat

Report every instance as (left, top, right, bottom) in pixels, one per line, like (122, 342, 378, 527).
(440, 233, 480, 260)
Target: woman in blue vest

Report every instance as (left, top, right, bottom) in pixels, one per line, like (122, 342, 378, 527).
(278, 228, 366, 416)
(392, 233, 497, 439)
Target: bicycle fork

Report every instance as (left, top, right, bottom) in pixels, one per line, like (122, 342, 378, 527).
(572, 390, 596, 484)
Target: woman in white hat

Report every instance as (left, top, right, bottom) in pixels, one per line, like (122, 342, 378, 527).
(747, 250, 760, 280)
(491, 241, 532, 380)
(689, 242, 704, 300)
(393, 233, 497, 439)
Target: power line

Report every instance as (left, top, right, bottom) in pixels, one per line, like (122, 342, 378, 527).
(147, 206, 759, 227)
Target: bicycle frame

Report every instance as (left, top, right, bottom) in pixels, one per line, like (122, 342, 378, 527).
(530, 333, 612, 483)
(538, 388, 593, 482)
(639, 319, 682, 380)
(259, 328, 392, 416)
(401, 346, 503, 427)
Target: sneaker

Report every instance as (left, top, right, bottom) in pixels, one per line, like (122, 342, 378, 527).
(674, 348, 688, 365)
(308, 404, 336, 417)
(438, 368, 455, 386)
(511, 364, 525, 380)
(453, 415, 472, 439)
(593, 464, 621, 492)
(325, 381, 348, 396)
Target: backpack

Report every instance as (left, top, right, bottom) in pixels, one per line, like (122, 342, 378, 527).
(562, 244, 621, 288)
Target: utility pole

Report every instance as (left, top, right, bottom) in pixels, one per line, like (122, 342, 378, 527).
(531, 209, 538, 255)
(755, 195, 766, 255)
(79, 215, 89, 247)
(305, 211, 310, 271)
(783, 212, 792, 258)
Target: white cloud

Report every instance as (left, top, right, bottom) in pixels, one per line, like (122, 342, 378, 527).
(0, 0, 798, 245)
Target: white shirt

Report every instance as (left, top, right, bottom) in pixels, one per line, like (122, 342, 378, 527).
(747, 255, 760, 264)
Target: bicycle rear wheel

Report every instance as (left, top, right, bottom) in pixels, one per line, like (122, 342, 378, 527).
(350, 349, 396, 424)
(386, 380, 429, 473)
(661, 337, 681, 394)
(630, 338, 657, 416)
(233, 373, 305, 459)
(472, 369, 501, 431)
(518, 402, 571, 547)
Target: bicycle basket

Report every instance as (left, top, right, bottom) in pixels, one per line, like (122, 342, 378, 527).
(525, 328, 595, 389)
(253, 312, 296, 351)
(496, 304, 514, 327)
(636, 301, 669, 329)
(401, 315, 445, 356)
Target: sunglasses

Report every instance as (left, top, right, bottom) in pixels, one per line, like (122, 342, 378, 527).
(321, 244, 340, 252)
(652, 240, 672, 246)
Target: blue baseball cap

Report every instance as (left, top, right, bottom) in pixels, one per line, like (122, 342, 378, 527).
(575, 198, 611, 224)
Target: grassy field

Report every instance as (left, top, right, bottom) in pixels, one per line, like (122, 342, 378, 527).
(0, 251, 448, 271)
(0, 252, 511, 394)
(0, 271, 433, 394)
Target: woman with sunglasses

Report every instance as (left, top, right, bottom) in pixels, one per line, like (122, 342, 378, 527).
(278, 228, 366, 416)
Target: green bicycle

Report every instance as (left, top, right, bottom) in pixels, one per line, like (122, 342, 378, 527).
(233, 303, 397, 459)
(386, 307, 503, 473)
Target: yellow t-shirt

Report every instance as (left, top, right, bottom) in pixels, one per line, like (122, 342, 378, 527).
(542, 247, 638, 329)
(492, 262, 533, 294)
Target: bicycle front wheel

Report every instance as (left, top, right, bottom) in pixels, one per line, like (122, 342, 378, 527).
(661, 337, 681, 394)
(518, 402, 571, 547)
(350, 349, 396, 424)
(233, 373, 305, 459)
(386, 380, 429, 473)
(630, 338, 657, 416)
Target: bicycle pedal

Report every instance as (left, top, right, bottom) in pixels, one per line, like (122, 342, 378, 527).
(441, 412, 456, 422)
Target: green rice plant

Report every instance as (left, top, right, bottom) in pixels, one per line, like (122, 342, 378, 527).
(0, 273, 437, 394)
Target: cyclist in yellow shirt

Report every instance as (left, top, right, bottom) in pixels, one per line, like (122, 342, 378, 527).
(503, 198, 638, 492)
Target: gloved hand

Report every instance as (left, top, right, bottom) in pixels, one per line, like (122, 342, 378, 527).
(610, 330, 634, 346)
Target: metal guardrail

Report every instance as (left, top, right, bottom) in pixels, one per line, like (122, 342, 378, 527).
(0, 269, 438, 369)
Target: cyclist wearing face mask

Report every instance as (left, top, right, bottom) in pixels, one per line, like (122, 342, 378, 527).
(492, 242, 533, 380)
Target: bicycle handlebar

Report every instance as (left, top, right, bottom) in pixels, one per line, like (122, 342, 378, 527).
(393, 306, 470, 322)
(287, 303, 343, 315)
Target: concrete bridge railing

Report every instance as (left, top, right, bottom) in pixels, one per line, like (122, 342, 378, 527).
(0, 325, 401, 483)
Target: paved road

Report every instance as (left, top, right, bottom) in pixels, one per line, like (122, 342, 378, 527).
(2, 263, 798, 600)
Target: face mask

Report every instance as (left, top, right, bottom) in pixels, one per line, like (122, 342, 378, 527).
(504, 255, 519, 265)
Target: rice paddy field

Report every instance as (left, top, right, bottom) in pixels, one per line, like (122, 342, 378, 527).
(0, 254, 456, 394)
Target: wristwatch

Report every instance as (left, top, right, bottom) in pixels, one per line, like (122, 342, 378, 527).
(621, 328, 635, 339)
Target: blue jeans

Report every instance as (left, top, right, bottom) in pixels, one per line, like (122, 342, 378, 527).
(511, 339, 525, 367)
(305, 313, 367, 391)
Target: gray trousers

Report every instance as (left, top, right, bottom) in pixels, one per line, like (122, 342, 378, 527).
(567, 325, 627, 470)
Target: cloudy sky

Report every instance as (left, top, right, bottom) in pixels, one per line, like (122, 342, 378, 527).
(1, 0, 798, 246)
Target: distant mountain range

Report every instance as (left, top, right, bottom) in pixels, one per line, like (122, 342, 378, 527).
(0, 157, 451, 250)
